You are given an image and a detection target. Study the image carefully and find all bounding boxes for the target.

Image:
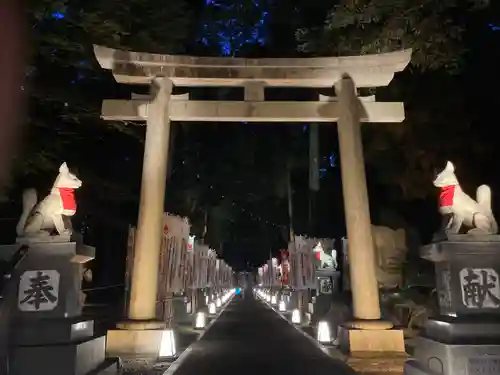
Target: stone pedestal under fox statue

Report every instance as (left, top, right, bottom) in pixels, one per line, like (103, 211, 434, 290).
(16, 162, 82, 238)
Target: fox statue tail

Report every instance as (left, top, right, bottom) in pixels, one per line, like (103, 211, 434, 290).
(477, 184, 498, 233)
(16, 188, 38, 236)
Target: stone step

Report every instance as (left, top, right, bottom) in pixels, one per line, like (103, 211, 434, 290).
(87, 357, 121, 375)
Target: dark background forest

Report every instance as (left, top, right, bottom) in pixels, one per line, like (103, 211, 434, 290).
(1, 0, 500, 290)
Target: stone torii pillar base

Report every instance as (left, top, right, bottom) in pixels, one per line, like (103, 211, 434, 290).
(343, 353, 409, 374)
(106, 321, 169, 359)
(336, 301, 407, 371)
(338, 320, 406, 356)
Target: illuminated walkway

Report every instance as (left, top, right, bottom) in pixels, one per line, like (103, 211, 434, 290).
(171, 291, 355, 375)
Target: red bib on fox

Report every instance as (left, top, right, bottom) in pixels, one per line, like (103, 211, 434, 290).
(439, 185, 455, 207)
(58, 187, 77, 212)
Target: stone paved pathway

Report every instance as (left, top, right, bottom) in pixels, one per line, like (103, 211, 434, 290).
(170, 290, 356, 375)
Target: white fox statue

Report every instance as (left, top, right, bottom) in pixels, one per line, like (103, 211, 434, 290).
(312, 240, 337, 270)
(433, 161, 497, 235)
(16, 162, 82, 237)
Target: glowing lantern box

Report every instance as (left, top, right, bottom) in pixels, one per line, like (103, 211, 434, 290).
(404, 239, 500, 375)
(317, 321, 332, 344)
(194, 312, 206, 329)
(291, 309, 301, 324)
(208, 302, 216, 315)
(159, 330, 176, 358)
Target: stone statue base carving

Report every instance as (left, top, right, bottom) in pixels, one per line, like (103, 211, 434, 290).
(404, 238, 500, 375)
(0, 240, 116, 375)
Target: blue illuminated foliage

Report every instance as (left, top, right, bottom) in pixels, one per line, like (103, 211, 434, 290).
(51, 11, 65, 20)
(201, 0, 269, 56)
(329, 152, 336, 167)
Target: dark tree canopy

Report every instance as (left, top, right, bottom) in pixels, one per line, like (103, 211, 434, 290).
(9, 0, 500, 273)
(18, 0, 194, 201)
(295, 1, 500, 242)
(297, 0, 490, 71)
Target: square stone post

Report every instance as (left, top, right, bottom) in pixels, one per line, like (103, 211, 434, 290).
(106, 78, 174, 359)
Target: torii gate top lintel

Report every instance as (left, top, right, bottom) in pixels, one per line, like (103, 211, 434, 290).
(93, 45, 412, 88)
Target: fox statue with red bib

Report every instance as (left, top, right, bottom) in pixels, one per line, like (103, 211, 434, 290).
(16, 162, 82, 238)
(434, 161, 497, 235)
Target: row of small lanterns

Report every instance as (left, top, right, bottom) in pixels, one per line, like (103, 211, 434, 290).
(254, 288, 334, 346)
(194, 288, 237, 330)
(160, 288, 237, 359)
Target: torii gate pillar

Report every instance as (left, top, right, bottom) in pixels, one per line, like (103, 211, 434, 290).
(336, 76, 406, 364)
(106, 78, 174, 358)
(127, 78, 172, 320)
(337, 75, 381, 320)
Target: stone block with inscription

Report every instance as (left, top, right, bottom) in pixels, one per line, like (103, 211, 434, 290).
(0, 237, 118, 375)
(422, 237, 500, 315)
(0, 239, 92, 318)
(315, 269, 340, 295)
(404, 237, 500, 375)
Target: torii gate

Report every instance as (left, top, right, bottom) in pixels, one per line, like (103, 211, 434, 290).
(93, 45, 412, 357)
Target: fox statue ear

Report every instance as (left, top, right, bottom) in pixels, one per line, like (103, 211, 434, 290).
(445, 161, 455, 172)
(59, 162, 69, 173)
